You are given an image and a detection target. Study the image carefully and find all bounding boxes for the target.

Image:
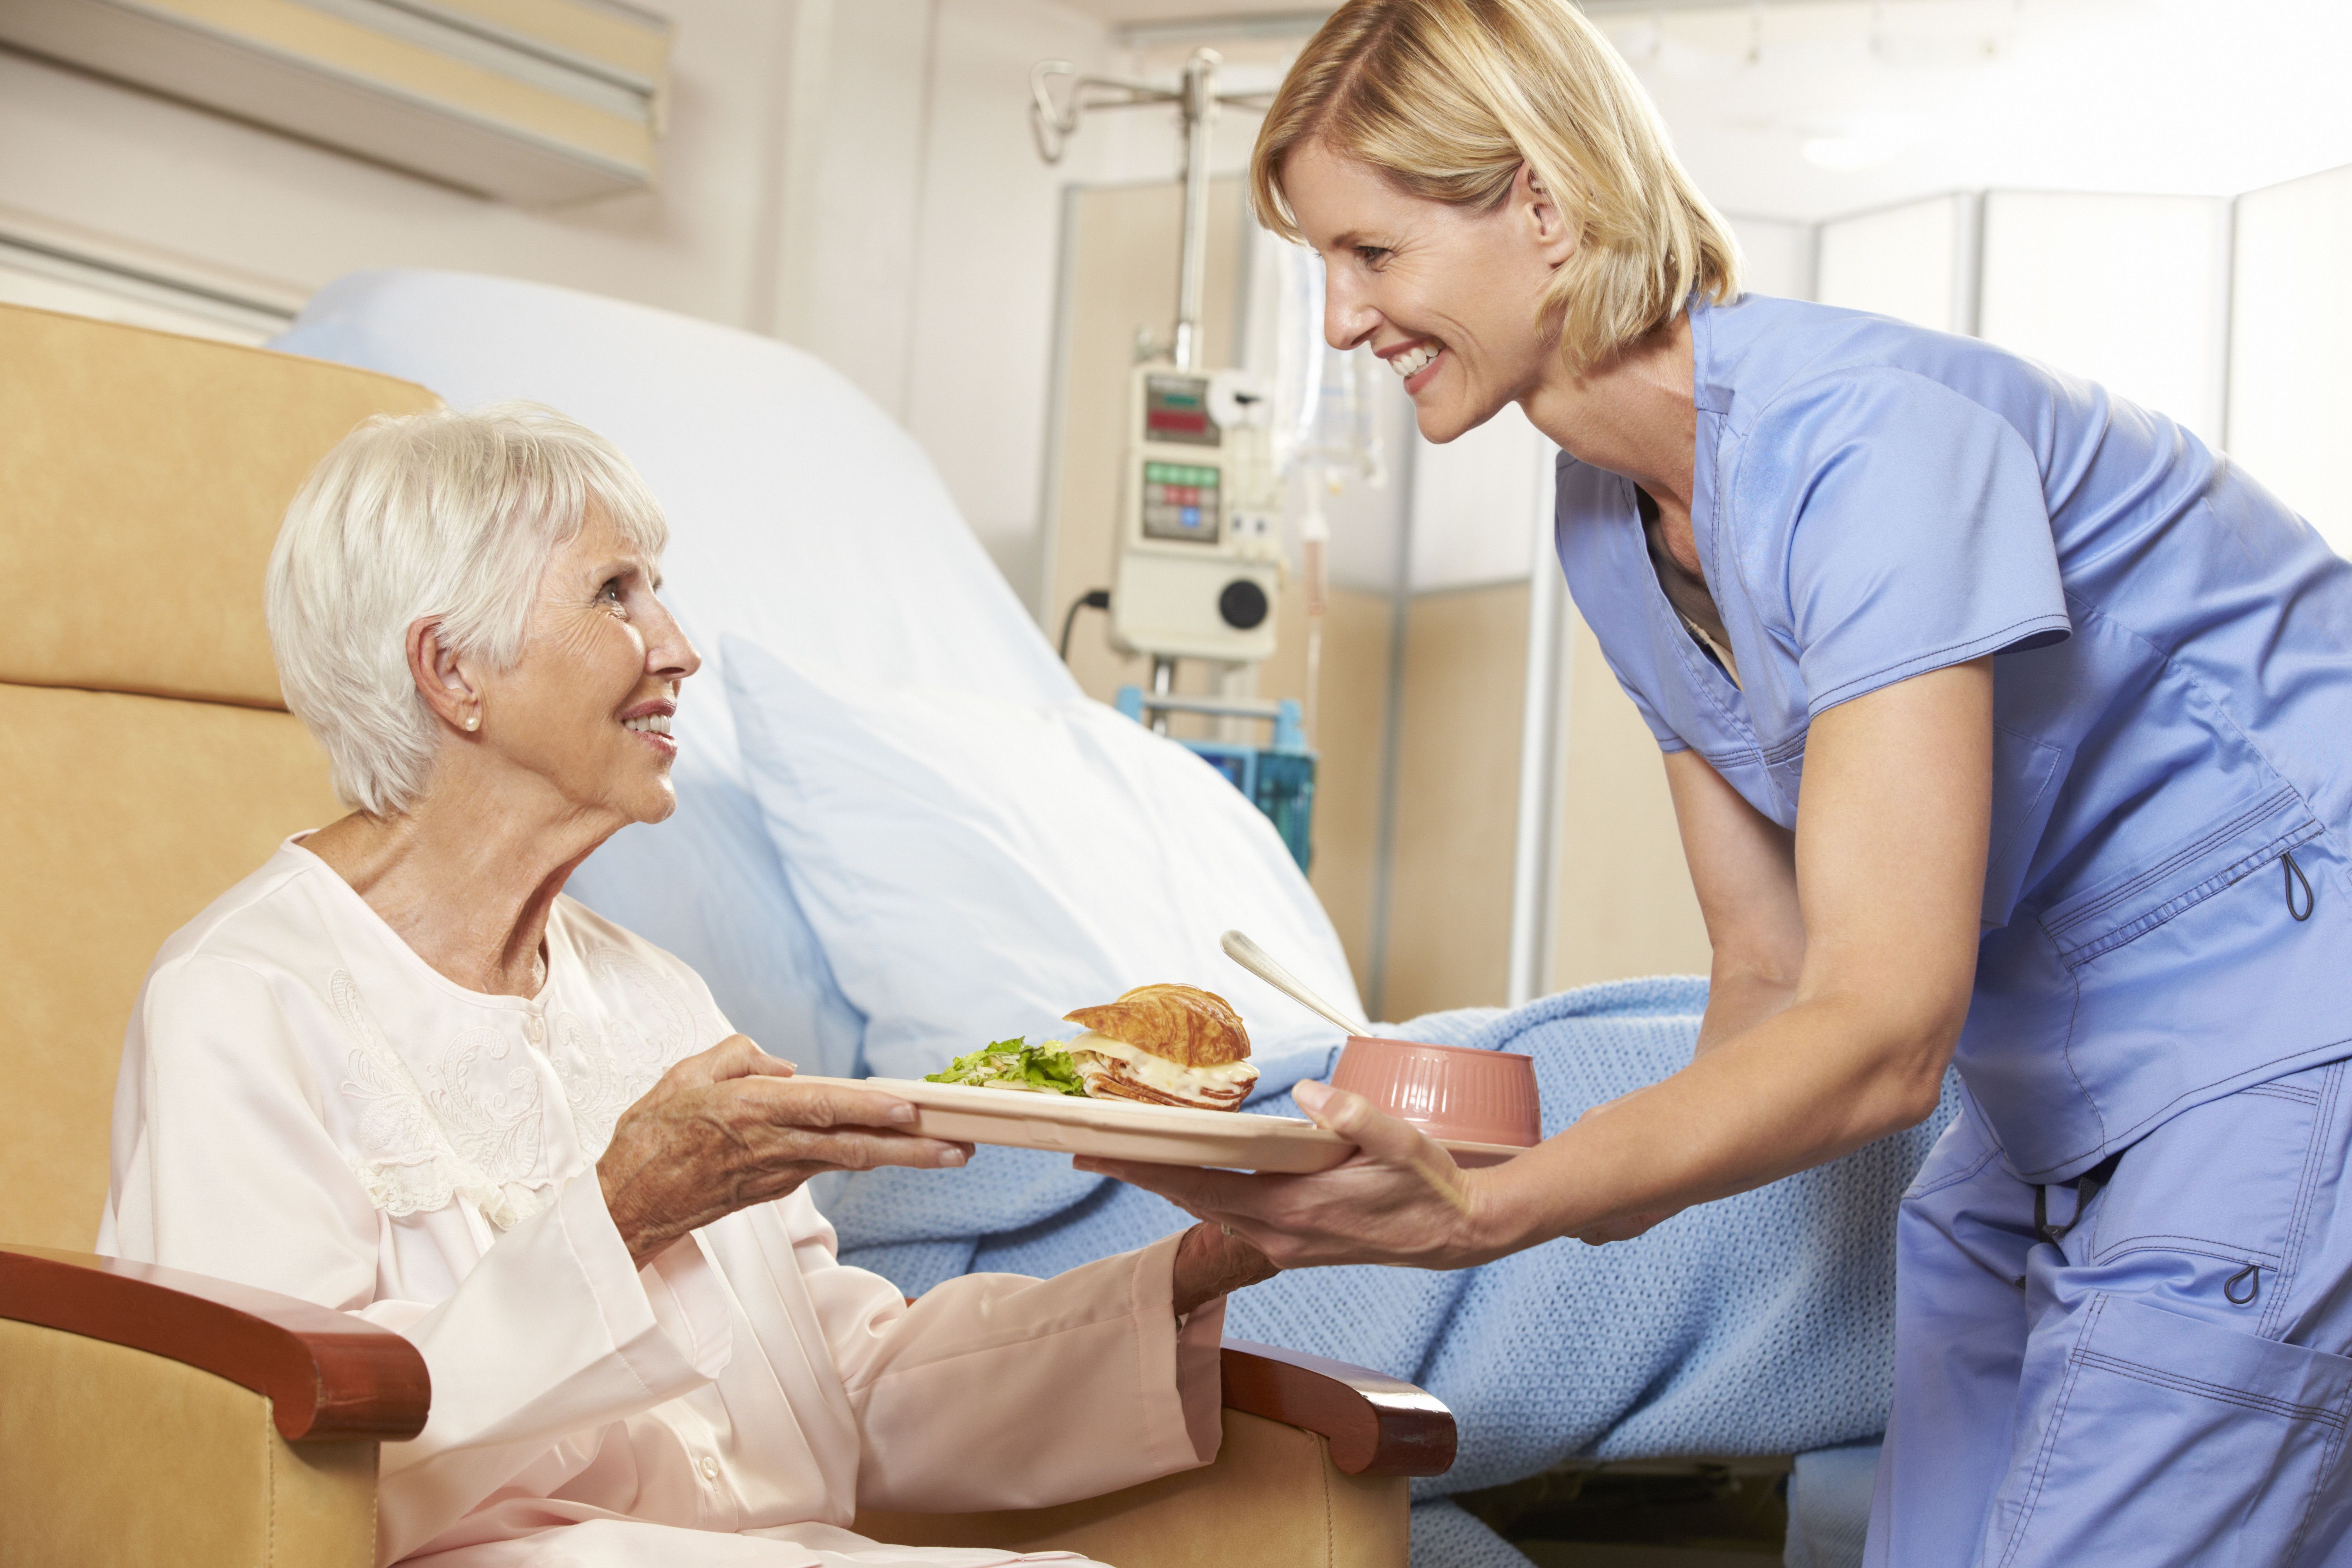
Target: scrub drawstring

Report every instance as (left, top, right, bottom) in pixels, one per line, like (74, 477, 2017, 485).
(2225, 1263, 2261, 1306)
(2284, 851, 2315, 922)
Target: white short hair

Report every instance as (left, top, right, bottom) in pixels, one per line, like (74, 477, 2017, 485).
(266, 402, 671, 816)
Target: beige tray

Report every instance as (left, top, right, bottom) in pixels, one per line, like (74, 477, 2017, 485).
(803, 1075, 1528, 1172)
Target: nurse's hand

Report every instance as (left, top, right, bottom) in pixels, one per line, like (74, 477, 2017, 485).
(1077, 1080, 1531, 1271)
(598, 1034, 973, 1270)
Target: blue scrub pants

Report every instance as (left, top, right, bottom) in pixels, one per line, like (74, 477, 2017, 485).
(1867, 1062, 2352, 1566)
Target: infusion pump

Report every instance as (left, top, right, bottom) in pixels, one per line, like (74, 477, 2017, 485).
(1110, 363, 1283, 664)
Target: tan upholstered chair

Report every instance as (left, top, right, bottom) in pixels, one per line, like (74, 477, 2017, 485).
(0, 304, 1452, 1568)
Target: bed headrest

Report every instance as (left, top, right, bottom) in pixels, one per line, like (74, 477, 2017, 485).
(272, 270, 1079, 764)
(0, 305, 441, 709)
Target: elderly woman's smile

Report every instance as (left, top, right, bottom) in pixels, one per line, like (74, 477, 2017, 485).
(620, 702, 675, 750)
(458, 504, 701, 830)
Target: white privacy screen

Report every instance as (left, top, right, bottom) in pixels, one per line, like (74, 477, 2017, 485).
(1815, 195, 1964, 333)
(1978, 191, 2231, 449)
(2230, 163, 2352, 558)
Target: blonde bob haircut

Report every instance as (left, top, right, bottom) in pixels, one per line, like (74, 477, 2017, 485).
(266, 402, 669, 818)
(1252, 0, 1740, 371)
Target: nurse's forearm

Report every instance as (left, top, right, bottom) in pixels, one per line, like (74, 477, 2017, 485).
(1472, 991, 1954, 1253)
(1484, 662, 1986, 1247)
(1692, 961, 1798, 1056)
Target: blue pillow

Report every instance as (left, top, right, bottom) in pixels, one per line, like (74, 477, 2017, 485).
(564, 754, 867, 1081)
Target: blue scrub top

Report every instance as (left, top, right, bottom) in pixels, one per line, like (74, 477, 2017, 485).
(1556, 293, 2352, 1181)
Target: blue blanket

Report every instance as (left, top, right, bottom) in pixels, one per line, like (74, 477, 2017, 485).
(831, 978, 1951, 1565)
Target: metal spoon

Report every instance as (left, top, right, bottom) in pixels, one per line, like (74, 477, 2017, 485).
(1220, 929, 1373, 1038)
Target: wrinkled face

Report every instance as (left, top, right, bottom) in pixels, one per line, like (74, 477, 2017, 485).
(1283, 141, 1567, 444)
(475, 506, 700, 826)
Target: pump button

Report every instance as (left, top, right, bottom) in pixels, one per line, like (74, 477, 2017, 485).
(1218, 578, 1269, 630)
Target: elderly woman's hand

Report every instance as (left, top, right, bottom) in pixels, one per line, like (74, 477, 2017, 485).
(598, 1034, 971, 1270)
(1169, 1220, 1281, 1316)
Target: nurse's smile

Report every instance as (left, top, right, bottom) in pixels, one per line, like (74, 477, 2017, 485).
(1281, 137, 1571, 446)
(1378, 338, 1444, 393)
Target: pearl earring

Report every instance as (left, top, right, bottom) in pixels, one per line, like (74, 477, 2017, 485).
(465, 715, 479, 731)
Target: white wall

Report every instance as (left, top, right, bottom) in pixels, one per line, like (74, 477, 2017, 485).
(779, 0, 1143, 602)
(2230, 163, 2352, 556)
(789, 0, 938, 417)
(895, 0, 1132, 605)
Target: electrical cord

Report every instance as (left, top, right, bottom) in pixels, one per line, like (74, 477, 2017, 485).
(1058, 588, 1111, 662)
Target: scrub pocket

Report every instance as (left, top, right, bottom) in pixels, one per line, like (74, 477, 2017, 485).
(2025, 790, 2335, 1166)
(1981, 1294, 2352, 1568)
(2082, 1066, 2335, 1330)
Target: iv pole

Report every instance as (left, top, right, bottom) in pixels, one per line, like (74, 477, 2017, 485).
(1030, 52, 1274, 730)
(1029, 49, 1270, 377)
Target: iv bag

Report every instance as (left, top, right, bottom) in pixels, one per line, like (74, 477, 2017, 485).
(1270, 246, 1386, 488)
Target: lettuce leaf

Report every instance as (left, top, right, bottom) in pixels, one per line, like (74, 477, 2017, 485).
(924, 1038, 1089, 1096)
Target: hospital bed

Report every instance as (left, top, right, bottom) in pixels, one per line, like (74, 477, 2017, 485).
(0, 296, 1449, 1568)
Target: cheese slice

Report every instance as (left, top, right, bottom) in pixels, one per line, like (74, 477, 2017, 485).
(1066, 1030, 1259, 1102)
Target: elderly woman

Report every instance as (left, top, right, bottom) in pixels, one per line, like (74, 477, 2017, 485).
(96, 403, 1275, 1568)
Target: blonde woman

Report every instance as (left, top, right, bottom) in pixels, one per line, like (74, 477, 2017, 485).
(1080, 2, 2352, 1563)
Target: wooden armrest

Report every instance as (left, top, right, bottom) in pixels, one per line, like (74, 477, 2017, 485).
(0, 1248, 1445, 1471)
(0, 1244, 430, 1442)
(1219, 1339, 1455, 1477)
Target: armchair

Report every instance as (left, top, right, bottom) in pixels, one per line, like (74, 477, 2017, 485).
(0, 303, 1454, 1568)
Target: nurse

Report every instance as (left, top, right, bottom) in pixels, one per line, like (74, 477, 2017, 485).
(1078, 0, 2352, 1561)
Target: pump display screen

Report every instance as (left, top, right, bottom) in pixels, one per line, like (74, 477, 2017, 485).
(1143, 374, 1219, 446)
(1141, 460, 1221, 544)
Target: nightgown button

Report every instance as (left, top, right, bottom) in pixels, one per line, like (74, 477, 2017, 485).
(698, 1456, 720, 1482)
(524, 1013, 545, 1044)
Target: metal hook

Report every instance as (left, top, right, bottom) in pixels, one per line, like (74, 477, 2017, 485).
(2225, 1263, 2260, 1306)
(1028, 60, 1079, 164)
(1024, 58, 1266, 171)
(2285, 851, 2315, 922)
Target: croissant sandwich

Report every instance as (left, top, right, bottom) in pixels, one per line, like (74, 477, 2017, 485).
(1062, 983, 1259, 1112)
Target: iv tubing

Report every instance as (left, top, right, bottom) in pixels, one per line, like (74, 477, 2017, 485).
(1300, 472, 1332, 746)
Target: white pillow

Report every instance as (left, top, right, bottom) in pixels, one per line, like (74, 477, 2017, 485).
(722, 636, 1363, 1080)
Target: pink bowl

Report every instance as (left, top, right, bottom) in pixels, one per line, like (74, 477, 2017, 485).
(1330, 1036, 1541, 1147)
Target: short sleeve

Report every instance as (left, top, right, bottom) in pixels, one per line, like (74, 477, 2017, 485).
(1733, 370, 2071, 720)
